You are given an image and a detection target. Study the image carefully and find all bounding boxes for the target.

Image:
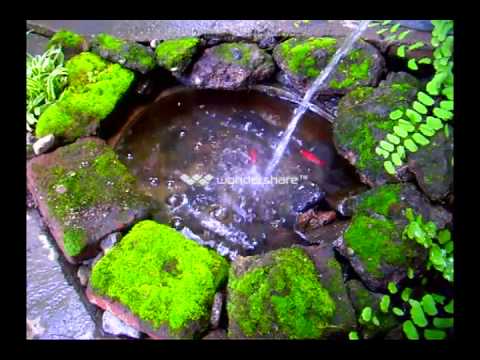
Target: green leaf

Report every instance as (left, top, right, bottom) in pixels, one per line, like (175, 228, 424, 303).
(388, 281, 398, 294)
(445, 241, 453, 254)
(397, 45, 406, 58)
(409, 299, 428, 327)
(368, 22, 380, 28)
(431, 294, 446, 304)
(404, 139, 418, 152)
(430, 244, 446, 268)
(398, 30, 411, 40)
(387, 133, 401, 145)
(377, 28, 388, 35)
(442, 86, 453, 100)
(394, 125, 409, 138)
(424, 222, 437, 238)
(398, 119, 415, 132)
(384, 160, 396, 175)
(390, 109, 404, 120)
(419, 124, 436, 137)
(408, 58, 418, 70)
(408, 41, 425, 51)
(424, 329, 447, 340)
(372, 315, 380, 326)
(391, 152, 403, 166)
(418, 57, 432, 64)
(393, 307, 405, 316)
(380, 140, 395, 152)
(426, 78, 441, 96)
(405, 208, 415, 222)
(437, 229, 451, 244)
(433, 107, 453, 120)
(444, 126, 450, 138)
(426, 116, 444, 130)
(406, 109, 422, 123)
(441, 36, 453, 57)
(444, 300, 453, 314)
(440, 100, 453, 111)
(421, 295, 438, 316)
(382, 20, 392, 26)
(417, 91, 435, 106)
(433, 317, 453, 329)
(348, 331, 360, 340)
(403, 320, 419, 340)
(361, 306, 372, 322)
(390, 23, 401, 33)
(396, 145, 406, 159)
(412, 132, 430, 146)
(400, 286, 413, 302)
(375, 146, 390, 159)
(380, 295, 391, 313)
(407, 267, 415, 279)
(413, 101, 428, 114)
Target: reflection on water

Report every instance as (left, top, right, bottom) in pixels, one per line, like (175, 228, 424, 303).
(114, 89, 361, 259)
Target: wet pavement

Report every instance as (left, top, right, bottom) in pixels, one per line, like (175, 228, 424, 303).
(27, 20, 433, 43)
(27, 208, 97, 339)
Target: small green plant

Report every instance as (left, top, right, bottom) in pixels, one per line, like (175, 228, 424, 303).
(26, 44, 68, 132)
(371, 20, 454, 175)
(352, 206, 453, 340)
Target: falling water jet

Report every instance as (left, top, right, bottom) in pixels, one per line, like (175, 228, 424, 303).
(264, 20, 372, 176)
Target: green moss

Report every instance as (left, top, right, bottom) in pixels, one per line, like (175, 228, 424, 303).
(212, 42, 257, 68)
(94, 33, 123, 51)
(329, 49, 372, 89)
(356, 184, 402, 216)
(90, 220, 229, 334)
(228, 247, 336, 339)
(344, 215, 406, 277)
(48, 29, 86, 49)
(278, 37, 337, 78)
(63, 227, 87, 257)
(35, 52, 134, 140)
(43, 142, 138, 222)
(348, 86, 374, 103)
(325, 258, 345, 294)
(155, 37, 200, 71)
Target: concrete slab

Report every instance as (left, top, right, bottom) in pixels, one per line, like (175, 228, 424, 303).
(27, 208, 96, 339)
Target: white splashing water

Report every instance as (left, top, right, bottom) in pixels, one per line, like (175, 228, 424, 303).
(265, 20, 372, 176)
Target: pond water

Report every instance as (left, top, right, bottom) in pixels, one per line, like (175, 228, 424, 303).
(114, 89, 361, 259)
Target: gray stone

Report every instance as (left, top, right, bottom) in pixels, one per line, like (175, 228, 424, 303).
(27, 208, 96, 339)
(33, 134, 55, 155)
(100, 232, 121, 254)
(209, 292, 224, 329)
(77, 265, 90, 287)
(102, 310, 141, 338)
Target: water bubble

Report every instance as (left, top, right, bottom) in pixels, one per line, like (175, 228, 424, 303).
(127, 153, 134, 160)
(170, 216, 184, 230)
(80, 161, 89, 168)
(177, 102, 182, 107)
(212, 207, 228, 221)
(167, 179, 175, 190)
(179, 130, 186, 139)
(166, 194, 184, 207)
(194, 142, 203, 151)
(149, 177, 159, 187)
(199, 104, 205, 109)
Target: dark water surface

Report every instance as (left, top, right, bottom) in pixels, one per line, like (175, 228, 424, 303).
(114, 89, 361, 259)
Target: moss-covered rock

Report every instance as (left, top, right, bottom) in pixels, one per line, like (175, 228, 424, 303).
(346, 279, 400, 339)
(26, 137, 153, 263)
(333, 72, 421, 187)
(333, 183, 451, 291)
(273, 37, 385, 95)
(189, 42, 275, 90)
(155, 37, 200, 73)
(47, 29, 89, 59)
(407, 125, 453, 202)
(91, 33, 156, 74)
(227, 247, 344, 339)
(35, 52, 135, 142)
(89, 220, 229, 339)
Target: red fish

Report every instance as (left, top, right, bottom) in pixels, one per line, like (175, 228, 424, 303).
(249, 148, 257, 164)
(300, 149, 326, 167)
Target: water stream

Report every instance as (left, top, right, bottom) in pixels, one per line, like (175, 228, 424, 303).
(265, 20, 371, 176)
